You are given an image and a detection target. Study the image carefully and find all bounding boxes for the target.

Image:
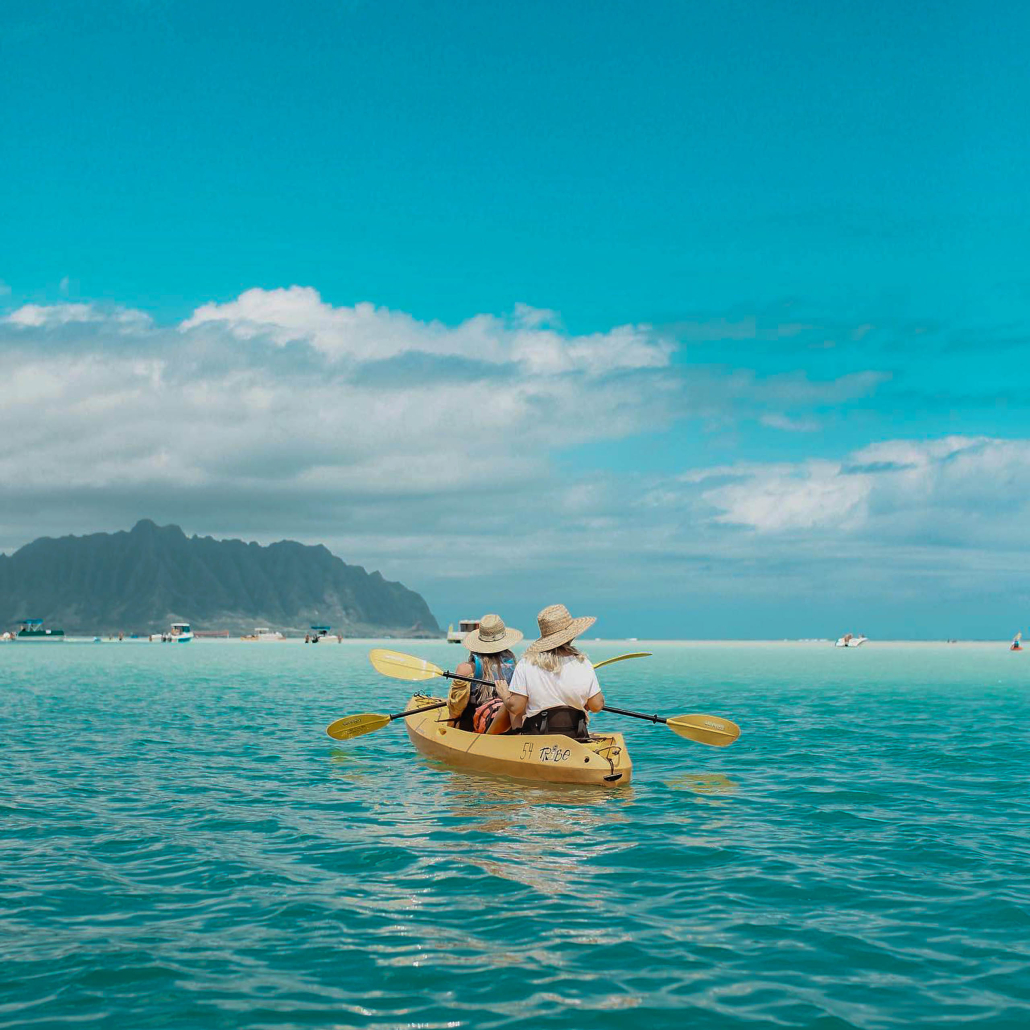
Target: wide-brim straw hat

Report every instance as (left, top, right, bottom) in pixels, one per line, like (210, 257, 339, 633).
(525, 603, 596, 654)
(462, 613, 523, 654)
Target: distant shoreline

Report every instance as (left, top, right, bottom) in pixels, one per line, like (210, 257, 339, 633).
(8, 636, 1017, 647)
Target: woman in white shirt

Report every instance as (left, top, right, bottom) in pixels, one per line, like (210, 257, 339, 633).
(493, 603, 604, 739)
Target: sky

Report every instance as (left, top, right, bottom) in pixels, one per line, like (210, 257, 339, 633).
(2, 0, 1029, 638)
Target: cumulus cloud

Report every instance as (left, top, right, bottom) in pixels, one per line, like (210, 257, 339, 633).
(180, 286, 671, 376)
(0, 291, 684, 574)
(686, 436, 1030, 546)
(1, 290, 890, 539)
(5, 286, 1020, 633)
(5, 302, 151, 330)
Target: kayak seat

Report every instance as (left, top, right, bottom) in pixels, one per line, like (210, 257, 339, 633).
(521, 706, 589, 741)
(455, 703, 477, 733)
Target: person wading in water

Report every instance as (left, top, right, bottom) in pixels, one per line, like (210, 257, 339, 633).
(493, 604, 603, 739)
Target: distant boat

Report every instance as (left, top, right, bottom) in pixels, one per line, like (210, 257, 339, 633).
(447, 619, 480, 644)
(242, 627, 285, 642)
(13, 619, 65, 642)
(306, 625, 339, 643)
(150, 622, 193, 643)
(835, 633, 867, 648)
(1011, 632, 1023, 652)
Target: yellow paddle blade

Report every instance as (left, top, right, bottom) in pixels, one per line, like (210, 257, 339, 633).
(369, 648, 446, 682)
(593, 652, 652, 670)
(326, 713, 391, 740)
(666, 713, 741, 747)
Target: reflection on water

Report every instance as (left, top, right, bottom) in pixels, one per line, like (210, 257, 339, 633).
(662, 771, 739, 795)
(432, 767, 636, 894)
(4, 642, 1027, 1029)
(442, 768, 635, 814)
(326, 746, 377, 784)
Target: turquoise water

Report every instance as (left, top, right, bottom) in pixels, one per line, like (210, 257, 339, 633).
(2, 641, 1028, 1029)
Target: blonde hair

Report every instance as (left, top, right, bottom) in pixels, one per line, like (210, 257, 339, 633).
(469, 649, 516, 680)
(525, 643, 588, 673)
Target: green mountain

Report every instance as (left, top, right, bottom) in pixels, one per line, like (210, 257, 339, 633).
(0, 520, 440, 637)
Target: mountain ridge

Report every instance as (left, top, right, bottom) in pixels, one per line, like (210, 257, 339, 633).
(0, 520, 440, 637)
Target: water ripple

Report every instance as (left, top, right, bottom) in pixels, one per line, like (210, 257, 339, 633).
(2, 642, 1029, 1028)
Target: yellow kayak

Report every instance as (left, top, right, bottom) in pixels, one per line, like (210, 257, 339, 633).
(402, 695, 632, 786)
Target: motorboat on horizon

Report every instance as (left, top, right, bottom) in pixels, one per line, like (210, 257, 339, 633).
(835, 633, 868, 648)
(151, 622, 194, 643)
(11, 618, 65, 642)
(242, 627, 285, 642)
(306, 625, 340, 643)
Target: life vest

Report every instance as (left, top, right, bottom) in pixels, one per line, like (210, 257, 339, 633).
(473, 697, 504, 733)
(455, 654, 515, 732)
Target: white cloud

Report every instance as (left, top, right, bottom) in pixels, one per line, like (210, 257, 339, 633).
(7, 303, 96, 327)
(703, 459, 871, 531)
(759, 413, 821, 432)
(687, 435, 1030, 542)
(180, 286, 672, 376)
(5, 303, 151, 330)
(0, 291, 679, 520)
(5, 287, 1020, 633)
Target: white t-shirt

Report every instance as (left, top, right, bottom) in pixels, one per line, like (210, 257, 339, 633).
(508, 656, 601, 719)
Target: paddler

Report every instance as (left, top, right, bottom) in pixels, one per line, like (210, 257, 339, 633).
(446, 614, 523, 732)
(493, 603, 603, 739)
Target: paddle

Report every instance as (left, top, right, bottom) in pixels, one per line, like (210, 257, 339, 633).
(602, 705, 741, 747)
(326, 649, 654, 741)
(365, 648, 739, 747)
(593, 651, 653, 669)
(368, 647, 652, 688)
(327, 700, 448, 741)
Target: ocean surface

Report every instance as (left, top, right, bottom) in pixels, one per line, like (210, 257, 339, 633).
(2, 640, 1028, 1029)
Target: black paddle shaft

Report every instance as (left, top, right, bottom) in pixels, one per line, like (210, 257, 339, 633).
(391, 700, 448, 720)
(441, 675, 670, 726)
(440, 670, 497, 690)
(389, 672, 496, 722)
(602, 704, 669, 725)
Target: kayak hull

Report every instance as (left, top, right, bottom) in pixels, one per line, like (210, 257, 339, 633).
(403, 695, 632, 786)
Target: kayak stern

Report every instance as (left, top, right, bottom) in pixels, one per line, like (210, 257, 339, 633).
(403, 695, 632, 786)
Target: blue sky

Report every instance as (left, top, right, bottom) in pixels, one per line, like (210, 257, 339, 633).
(2, 0, 1029, 637)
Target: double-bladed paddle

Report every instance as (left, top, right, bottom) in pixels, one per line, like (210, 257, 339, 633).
(326, 648, 740, 747)
(327, 699, 449, 741)
(367, 647, 652, 687)
(325, 650, 653, 742)
(601, 705, 740, 746)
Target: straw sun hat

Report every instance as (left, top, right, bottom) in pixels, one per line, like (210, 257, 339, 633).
(525, 603, 596, 654)
(461, 613, 524, 654)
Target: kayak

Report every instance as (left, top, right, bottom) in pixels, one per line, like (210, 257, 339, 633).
(402, 695, 633, 786)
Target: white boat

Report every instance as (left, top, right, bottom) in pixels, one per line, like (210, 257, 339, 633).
(835, 633, 867, 648)
(151, 622, 194, 643)
(243, 627, 285, 642)
(447, 619, 480, 644)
